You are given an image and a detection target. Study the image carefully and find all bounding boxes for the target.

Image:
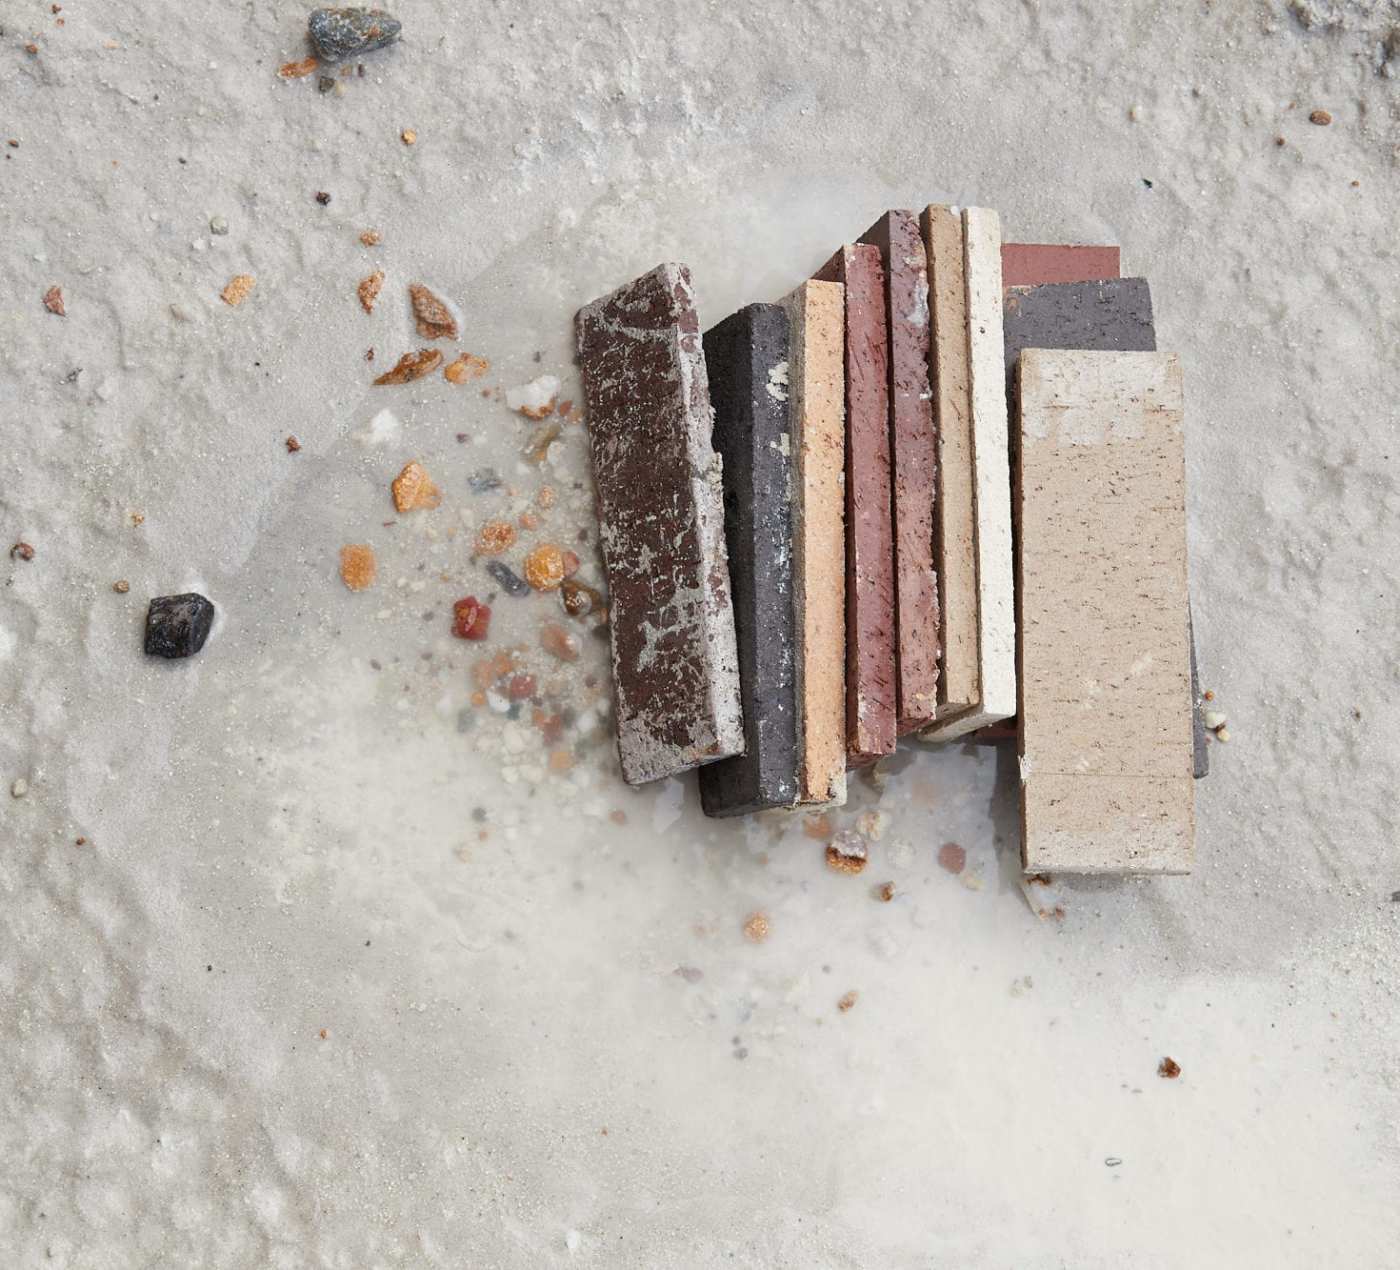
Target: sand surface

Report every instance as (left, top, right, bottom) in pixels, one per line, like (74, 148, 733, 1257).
(3, 1, 1398, 1265)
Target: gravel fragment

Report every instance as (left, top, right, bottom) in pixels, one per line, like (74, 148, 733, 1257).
(144, 593, 215, 659)
(308, 7, 401, 62)
(486, 561, 529, 596)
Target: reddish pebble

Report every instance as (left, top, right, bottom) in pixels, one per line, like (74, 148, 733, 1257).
(506, 673, 536, 700)
(937, 842, 966, 874)
(540, 621, 579, 662)
(452, 596, 491, 640)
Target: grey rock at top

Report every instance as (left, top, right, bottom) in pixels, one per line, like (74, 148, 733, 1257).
(698, 304, 800, 817)
(307, 7, 402, 62)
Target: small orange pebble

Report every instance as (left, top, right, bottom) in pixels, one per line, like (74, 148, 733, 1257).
(285, 435, 301, 452)
(937, 842, 966, 875)
(24, 43, 39, 55)
(279, 55, 319, 78)
(75, 836, 85, 846)
(517, 511, 539, 531)
(536, 486, 556, 510)
(523, 543, 566, 591)
(401, 127, 417, 145)
(113, 579, 130, 593)
(556, 398, 574, 416)
(475, 520, 516, 555)
(548, 749, 574, 773)
(742, 912, 770, 943)
(608, 809, 627, 826)
(505, 673, 536, 701)
(803, 813, 833, 841)
(319, 1028, 328, 1040)
(359, 228, 382, 247)
(539, 622, 579, 662)
(837, 990, 858, 1013)
(357, 269, 384, 313)
(340, 544, 377, 591)
(471, 690, 486, 707)
(1158, 1056, 1182, 1079)
(1309, 108, 1333, 126)
(374, 348, 442, 385)
(390, 460, 441, 512)
(825, 832, 868, 875)
(409, 283, 457, 340)
(221, 274, 255, 307)
(42, 286, 65, 316)
(130, 512, 145, 526)
(876, 881, 895, 902)
(444, 352, 489, 384)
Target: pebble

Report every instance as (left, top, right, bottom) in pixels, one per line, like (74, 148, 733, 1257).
(486, 561, 529, 596)
(144, 593, 215, 659)
(825, 831, 869, 875)
(1203, 709, 1227, 730)
(451, 596, 491, 640)
(523, 543, 566, 591)
(539, 622, 579, 662)
(11, 778, 28, 798)
(467, 468, 501, 494)
(209, 215, 228, 235)
(307, 7, 402, 62)
(560, 577, 605, 619)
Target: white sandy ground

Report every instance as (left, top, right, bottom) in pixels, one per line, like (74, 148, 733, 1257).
(2, 0, 1398, 1265)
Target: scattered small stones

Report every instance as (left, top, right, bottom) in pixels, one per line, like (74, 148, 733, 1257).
(10, 541, 35, 561)
(539, 622, 579, 662)
(390, 460, 441, 511)
(315, 191, 332, 206)
(113, 579, 130, 593)
(444, 353, 489, 384)
(486, 560, 529, 596)
(373, 348, 441, 384)
(285, 435, 301, 452)
(339, 543, 377, 591)
(825, 831, 868, 875)
(1309, 108, 1333, 125)
(42, 286, 65, 316)
(400, 127, 416, 145)
(1158, 1056, 1182, 1079)
(279, 55, 320, 78)
(742, 911, 770, 943)
(505, 374, 560, 419)
(476, 520, 516, 555)
(452, 596, 491, 640)
(357, 270, 384, 313)
(937, 842, 966, 874)
(359, 228, 381, 247)
(524, 543, 567, 591)
(875, 881, 896, 902)
(11, 778, 28, 798)
(836, 990, 858, 1013)
(144, 593, 215, 659)
(308, 7, 402, 63)
(560, 577, 604, 619)
(467, 468, 501, 494)
(221, 274, 255, 307)
(409, 283, 457, 340)
(209, 215, 229, 235)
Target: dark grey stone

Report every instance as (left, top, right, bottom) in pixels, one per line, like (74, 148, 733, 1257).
(307, 7, 401, 62)
(698, 304, 799, 817)
(144, 593, 214, 659)
(485, 561, 529, 596)
(468, 468, 501, 494)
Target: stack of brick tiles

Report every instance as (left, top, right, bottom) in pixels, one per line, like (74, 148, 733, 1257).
(575, 208, 1206, 875)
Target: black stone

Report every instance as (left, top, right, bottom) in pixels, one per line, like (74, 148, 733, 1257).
(307, 7, 401, 62)
(697, 304, 799, 818)
(486, 561, 529, 596)
(144, 593, 215, 659)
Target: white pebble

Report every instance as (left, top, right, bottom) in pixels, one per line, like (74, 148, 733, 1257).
(10, 778, 27, 798)
(1203, 710, 1227, 730)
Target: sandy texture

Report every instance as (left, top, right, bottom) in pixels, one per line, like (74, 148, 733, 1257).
(2, 1, 1398, 1265)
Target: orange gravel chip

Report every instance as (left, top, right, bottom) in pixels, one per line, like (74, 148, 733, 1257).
(523, 543, 566, 591)
(358, 269, 384, 314)
(409, 283, 458, 340)
(743, 912, 770, 943)
(279, 55, 319, 78)
(391, 460, 441, 512)
(476, 520, 516, 555)
(443, 352, 489, 384)
(374, 348, 442, 385)
(359, 229, 382, 247)
(339, 544, 377, 591)
(42, 286, 65, 316)
(221, 274, 255, 307)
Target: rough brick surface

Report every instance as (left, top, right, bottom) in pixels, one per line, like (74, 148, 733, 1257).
(698, 304, 800, 817)
(575, 263, 743, 785)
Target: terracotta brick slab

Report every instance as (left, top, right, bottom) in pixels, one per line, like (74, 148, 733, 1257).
(813, 245, 896, 765)
(575, 263, 743, 786)
(1001, 243, 1120, 289)
(698, 304, 800, 817)
(922, 205, 979, 719)
(781, 280, 848, 806)
(859, 211, 939, 729)
(1017, 350, 1194, 874)
(918, 207, 1016, 741)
